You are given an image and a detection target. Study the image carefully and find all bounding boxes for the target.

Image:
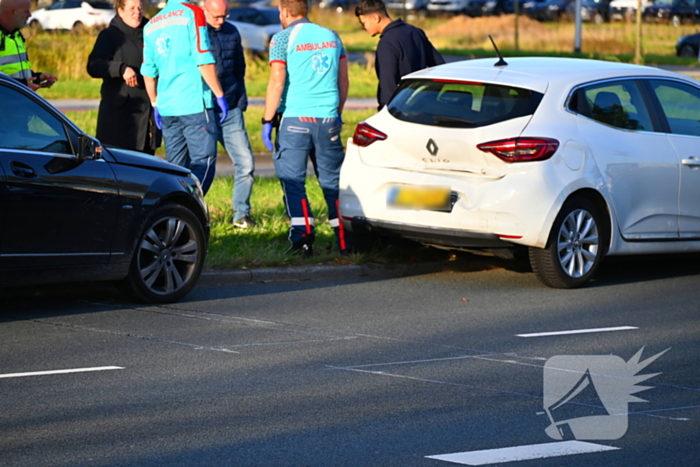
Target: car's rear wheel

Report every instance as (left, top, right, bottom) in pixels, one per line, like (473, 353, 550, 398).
(529, 197, 606, 289)
(72, 21, 86, 33)
(679, 43, 696, 58)
(29, 20, 42, 32)
(123, 204, 206, 303)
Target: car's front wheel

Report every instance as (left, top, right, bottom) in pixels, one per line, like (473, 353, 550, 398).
(679, 43, 696, 58)
(123, 204, 206, 303)
(529, 197, 606, 288)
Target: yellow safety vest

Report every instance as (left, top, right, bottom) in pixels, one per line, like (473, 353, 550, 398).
(0, 30, 33, 81)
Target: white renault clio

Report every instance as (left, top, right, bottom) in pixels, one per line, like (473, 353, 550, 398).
(339, 57, 700, 288)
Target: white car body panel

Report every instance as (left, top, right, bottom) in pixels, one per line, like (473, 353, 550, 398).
(671, 133, 700, 236)
(30, 1, 114, 30)
(339, 57, 700, 263)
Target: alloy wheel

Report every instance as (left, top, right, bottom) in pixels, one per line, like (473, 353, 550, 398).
(137, 216, 200, 297)
(556, 208, 599, 279)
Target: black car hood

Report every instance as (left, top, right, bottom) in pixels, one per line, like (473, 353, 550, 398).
(104, 147, 190, 176)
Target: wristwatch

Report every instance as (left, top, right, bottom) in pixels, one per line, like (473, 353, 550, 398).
(261, 117, 273, 124)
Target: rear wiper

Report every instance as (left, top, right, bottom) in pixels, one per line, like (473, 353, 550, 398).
(433, 116, 475, 127)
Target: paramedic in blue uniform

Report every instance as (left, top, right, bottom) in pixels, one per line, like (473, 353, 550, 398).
(262, 0, 351, 257)
(141, 0, 228, 195)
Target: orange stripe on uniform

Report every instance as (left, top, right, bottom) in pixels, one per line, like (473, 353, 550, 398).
(335, 200, 346, 251)
(183, 3, 210, 54)
(301, 199, 312, 235)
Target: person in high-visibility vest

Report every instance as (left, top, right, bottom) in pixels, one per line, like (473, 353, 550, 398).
(0, 0, 57, 91)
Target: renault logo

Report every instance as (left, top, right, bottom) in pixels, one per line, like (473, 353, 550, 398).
(426, 138, 439, 156)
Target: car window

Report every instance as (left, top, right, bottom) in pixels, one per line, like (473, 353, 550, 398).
(65, 0, 83, 8)
(46, 1, 66, 9)
(87, 2, 113, 9)
(388, 79, 543, 128)
(649, 79, 700, 137)
(569, 80, 654, 131)
(0, 85, 72, 155)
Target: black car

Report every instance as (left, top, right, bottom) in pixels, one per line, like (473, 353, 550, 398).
(644, 0, 700, 25)
(0, 73, 209, 303)
(566, 0, 613, 23)
(523, 0, 574, 21)
(676, 32, 700, 57)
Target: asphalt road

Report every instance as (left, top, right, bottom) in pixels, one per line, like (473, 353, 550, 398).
(1, 254, 698, 466)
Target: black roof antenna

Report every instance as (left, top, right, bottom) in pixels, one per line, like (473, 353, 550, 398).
(489, 35, 508, 67)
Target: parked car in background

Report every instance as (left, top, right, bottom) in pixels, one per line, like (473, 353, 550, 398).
(28, 0, 114, 32)
(0, 72, 209, 303)
(227, 6, 282, 53)
(385, 0, 430, 17)
(609, 0, 654, 21)
(643, 0, 700, 26)
(339, 57, 700, 288)
(676, 32, 700, 57)
(317, 0, 361, 13)
(427, 0, 494, 16)
(523, 0, 573, 21)
(566, 0, 612, 23)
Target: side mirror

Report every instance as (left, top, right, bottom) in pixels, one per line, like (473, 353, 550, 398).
(78, 134, 103, 160)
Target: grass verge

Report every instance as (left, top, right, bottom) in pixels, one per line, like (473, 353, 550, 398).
(205, 175, 450, 269)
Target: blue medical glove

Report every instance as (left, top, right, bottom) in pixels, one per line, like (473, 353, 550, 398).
(216, 96, 229, 124)
(153, 106, 162, 130)
(337, 114, 344, 126)
(262, 122, 274, 152)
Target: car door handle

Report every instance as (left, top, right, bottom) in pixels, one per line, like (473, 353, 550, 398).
(681, 156, 700, 168)
(10, 161, 38, 178)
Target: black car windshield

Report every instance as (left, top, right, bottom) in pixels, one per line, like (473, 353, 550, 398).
(387, 79, 543, 129)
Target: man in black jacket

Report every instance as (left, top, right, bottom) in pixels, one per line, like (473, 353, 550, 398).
(355, 0, 444, 109)
(204, 0, 257, 228)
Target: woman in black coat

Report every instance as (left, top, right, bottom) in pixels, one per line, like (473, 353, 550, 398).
(87, 0, 160, 155)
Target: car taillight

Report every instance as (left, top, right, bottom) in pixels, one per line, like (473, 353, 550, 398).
(477, 137, 559, 163)
(352, 122, 387, 147)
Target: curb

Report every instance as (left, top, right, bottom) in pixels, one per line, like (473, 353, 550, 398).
(198, 261, 449, 286)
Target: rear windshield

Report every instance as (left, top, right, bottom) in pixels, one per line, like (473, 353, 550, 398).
(387, 79, 544, 128)
(88, 2, 114, 9)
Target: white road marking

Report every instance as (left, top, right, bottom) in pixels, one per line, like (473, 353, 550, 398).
(516, 326, 638, 338)
(427, 441, 619, 465)
(0, 366, 124, 379)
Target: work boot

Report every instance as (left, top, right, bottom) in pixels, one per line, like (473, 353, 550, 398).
(287, 235, 314, 259)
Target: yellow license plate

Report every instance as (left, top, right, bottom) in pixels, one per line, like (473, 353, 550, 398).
(387, 185, 451, 211)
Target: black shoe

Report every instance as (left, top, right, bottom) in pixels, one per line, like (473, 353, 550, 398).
(339, 248, 353, 257)
(287, 236, 314, 258)
(232, 215, 257, 229)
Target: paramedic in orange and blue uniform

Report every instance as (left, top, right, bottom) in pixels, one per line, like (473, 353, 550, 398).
(262, 0, 351, 257)
(141, 0, 228, 195)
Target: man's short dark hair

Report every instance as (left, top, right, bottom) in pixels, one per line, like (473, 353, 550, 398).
(355, 0, 389, 17)
(280, 0, 308, 17)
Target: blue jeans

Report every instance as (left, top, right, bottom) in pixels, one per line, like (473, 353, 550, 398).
(273, 116, 351, 251)
(162, 109, 218, 195)
(217, 107, 255, 221)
